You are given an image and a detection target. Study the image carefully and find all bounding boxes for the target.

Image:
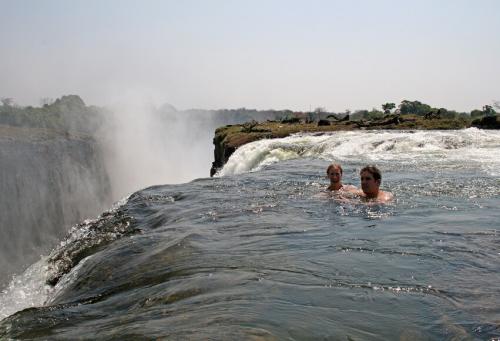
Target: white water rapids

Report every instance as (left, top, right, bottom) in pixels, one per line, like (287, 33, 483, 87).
(218, 128, 500, 176)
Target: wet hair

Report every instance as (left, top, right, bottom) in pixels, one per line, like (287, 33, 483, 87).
(360, 165, 381, 181)
(327, 163, 343, 175)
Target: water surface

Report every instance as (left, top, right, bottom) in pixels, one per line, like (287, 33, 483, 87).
(1, 129, 499, 340)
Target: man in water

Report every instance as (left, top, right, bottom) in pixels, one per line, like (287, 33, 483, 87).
(326, 163, 357, 192)
(359, 165, 393, 203)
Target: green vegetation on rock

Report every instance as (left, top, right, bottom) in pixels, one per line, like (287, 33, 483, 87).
(0, 95, 104, 135)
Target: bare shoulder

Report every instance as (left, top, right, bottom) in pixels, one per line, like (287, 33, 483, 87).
(342, 184, 359, 193)
(378, 191, 394, 203)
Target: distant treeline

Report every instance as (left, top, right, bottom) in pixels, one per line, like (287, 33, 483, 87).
(348, 100, 498, 121)
(210, 100, 499, 124)
(0, 96, 293, 134)
(0, 95, 104, 135)
(1, 96, 498, 133)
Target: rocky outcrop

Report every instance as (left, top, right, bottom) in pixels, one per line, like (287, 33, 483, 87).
(210, 114, 486, 175)
(210, 125, 270, 176)
(210, 127, 236, 177)
(471, 115, 500, 129)
(210, 120, 358, 176)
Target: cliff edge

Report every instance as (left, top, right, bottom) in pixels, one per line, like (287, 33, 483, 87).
(210, 114, 499, 176)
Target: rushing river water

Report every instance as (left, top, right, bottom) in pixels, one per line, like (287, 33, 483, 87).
(1, 129, 499, 340)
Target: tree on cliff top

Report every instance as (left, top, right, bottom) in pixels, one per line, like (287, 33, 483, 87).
(52, 95, 86, 113)
(0, 95, 104, 134)
(482, 105, 496, 116)
(471, 104, 497, 118)
(1, 98, 14, 107)
(398, 100, 433, 116)
(382, 103, 396, 114)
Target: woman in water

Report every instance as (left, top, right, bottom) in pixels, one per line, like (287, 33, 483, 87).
(326, 163, 358, 192)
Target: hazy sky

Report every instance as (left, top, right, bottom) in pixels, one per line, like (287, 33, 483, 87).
(1, 0, 499, 112)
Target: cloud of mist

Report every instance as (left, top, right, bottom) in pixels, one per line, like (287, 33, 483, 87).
(96, 97, 216, 200)
(0, 92, 224, 288)
(0, 123, 113, 288)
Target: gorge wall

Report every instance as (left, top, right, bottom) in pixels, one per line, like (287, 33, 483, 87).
(0, 125, 112, 287)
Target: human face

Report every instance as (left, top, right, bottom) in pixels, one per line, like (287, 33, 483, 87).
(327, 167, 342, 184)
(360, 171, 380, 196)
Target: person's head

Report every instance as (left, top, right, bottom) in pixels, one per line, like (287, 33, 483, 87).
(326, 163, 343, 183)
(360, 165, 381, 197)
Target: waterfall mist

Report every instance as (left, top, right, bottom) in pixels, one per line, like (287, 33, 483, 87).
(0, 95, 272, 289)
(0, 128, 112, 288)
(97, 99, 218, 200)
(0, 97, 220, 288)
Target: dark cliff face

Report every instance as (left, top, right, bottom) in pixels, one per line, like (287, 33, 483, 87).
(210, 130, 236, 177)
(471, 115, 500, 129)
(0, 126, 112, 287)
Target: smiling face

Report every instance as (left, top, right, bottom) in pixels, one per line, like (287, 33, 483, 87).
(327, 165, 342, 184)
(360, 170, 380, 197)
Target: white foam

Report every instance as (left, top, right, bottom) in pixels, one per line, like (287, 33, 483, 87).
(0, 257, 53, 321)
(0, 195, 131, 321)
(218, 129, 500, 175)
